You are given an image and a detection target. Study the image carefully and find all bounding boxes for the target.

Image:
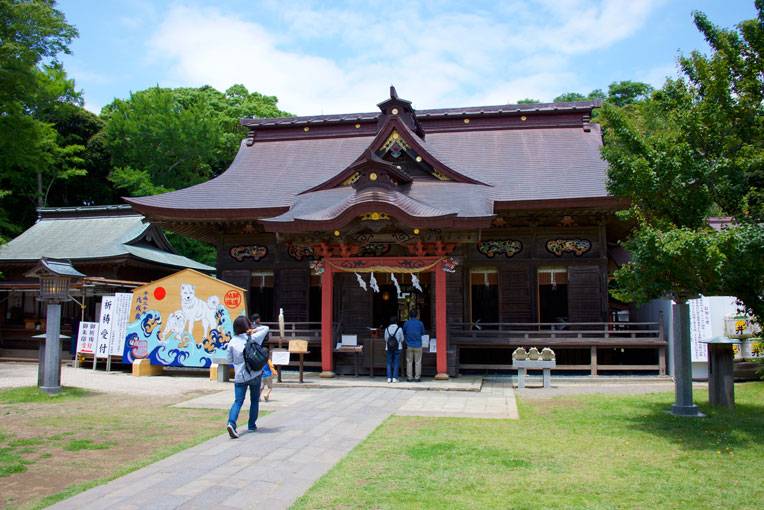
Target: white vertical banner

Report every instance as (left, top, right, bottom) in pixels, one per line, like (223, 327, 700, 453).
(76, 322, 99, 355)
(689, 297, 712, 362)
(95, 296, 115, 359)
(109, 293, 133, 356)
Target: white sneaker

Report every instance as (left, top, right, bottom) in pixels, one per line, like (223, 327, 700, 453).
(393, 378, 399, 383)
(387, 378, 392, 383)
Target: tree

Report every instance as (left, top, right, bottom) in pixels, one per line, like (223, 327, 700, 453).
(102, 84, 290, 196)
(607, 80, 654, 107)
(600, 2, 764, 325)
(100, 84, 290, 264)
(516, 98, 541, 104)
(0, 0, 78, 239)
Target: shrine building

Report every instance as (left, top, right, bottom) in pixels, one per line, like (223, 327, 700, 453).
(125, 88, 666, 379)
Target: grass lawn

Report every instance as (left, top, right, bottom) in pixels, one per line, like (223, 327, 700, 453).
(0, 385, 261, 510)
(293, 382, 764, 510)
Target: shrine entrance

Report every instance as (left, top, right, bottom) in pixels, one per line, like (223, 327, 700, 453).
(316, 255, 452, 379)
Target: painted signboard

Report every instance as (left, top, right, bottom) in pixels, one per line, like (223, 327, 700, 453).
(121, 268, 248, 367)
(95, 296, 114, 359)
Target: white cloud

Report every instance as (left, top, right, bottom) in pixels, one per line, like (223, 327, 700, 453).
(145, 1, 664, 115)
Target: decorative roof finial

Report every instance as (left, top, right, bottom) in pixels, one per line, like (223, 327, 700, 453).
(390, 85, 398, 99)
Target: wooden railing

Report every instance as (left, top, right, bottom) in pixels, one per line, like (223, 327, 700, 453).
(449, 321, 667, 375)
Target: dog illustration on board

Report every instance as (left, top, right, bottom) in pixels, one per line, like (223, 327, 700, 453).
(179, 283, 220, 339)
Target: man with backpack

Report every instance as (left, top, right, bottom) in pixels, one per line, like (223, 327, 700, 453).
(384, 315, 404, 383)
(225, 315, 270, 438)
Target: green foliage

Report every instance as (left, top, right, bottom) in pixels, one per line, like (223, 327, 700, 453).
(607, 80, 654, 107)
(516, 98, 541, 104)
(601, 2, 764, 324)
(102, 84, 290, 196)
(554, 91, 587, 102)
(164, 231, 217, 267)
(0, 0, 81, 240)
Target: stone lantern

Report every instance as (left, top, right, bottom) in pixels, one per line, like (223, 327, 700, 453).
(24, 257, 84, 395)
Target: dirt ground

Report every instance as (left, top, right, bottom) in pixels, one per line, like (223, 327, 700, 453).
(0, 363, 227, 510)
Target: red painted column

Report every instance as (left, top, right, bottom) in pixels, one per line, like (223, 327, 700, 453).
(320, 264, 334, 377)
(434, 262, 448, 379)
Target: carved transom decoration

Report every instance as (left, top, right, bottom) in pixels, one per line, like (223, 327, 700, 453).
(230, 245, 268, 262)
(546, 239, 591, 257)
(286, 242, 315, 261)
(359, 212, 390, 221)
(379, 129, 410, 154)
(341, 172, 360, 186)
(558, 215, 578, 228)
(478, 240, 523, 258)
(491, 216, 509, 228)
(353, 243, 391, 257)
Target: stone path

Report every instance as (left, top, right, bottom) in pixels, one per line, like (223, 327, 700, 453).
(46, 382, 517, 510)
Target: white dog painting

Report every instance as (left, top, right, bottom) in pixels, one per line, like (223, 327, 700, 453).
(179, 283, 220, 339)
(161, 310, 187, 342)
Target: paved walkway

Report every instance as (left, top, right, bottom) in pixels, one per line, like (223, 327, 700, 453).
(46, 381, 517, 510)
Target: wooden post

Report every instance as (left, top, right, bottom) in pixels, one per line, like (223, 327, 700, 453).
(434, 261, 448, 379)
(320, 265, 335, 377)
(590, 346, 598, 376)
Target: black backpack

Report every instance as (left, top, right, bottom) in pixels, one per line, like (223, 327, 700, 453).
(243, 336, 269, 374)
(386, 325, 401, 351)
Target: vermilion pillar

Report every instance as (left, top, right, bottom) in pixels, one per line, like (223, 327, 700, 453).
(434, 262, 449, 379)
(320, 265, 334, 377)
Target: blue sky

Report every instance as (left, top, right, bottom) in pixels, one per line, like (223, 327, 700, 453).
(57, 0, 760, 116)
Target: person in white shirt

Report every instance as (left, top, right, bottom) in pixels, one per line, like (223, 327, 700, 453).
(226, 315, 269, 438)
(384, 315, 404, 383)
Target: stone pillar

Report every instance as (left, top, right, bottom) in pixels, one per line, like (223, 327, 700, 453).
(670, 296, 703, 416)
(320, 265, 335, 378)
(40, 303, 61, 395)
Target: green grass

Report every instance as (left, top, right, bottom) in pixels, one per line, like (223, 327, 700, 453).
(62, 439, 116, 451)
(292, 382, 764, 510)
(0, 386, 93, 404)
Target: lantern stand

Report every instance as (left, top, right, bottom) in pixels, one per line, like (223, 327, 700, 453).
(700, 336, 741, 408)
(24, 258, 85, 395)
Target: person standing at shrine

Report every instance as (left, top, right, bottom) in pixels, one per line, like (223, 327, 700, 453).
(402, 309, 425, 382)
(384, 315, 404, 383)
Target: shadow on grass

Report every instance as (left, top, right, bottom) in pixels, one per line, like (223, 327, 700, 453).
(623, 383, 764, 452)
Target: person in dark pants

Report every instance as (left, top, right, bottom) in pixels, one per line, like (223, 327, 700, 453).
(226, 316, 269, 438)
(402, 309, 425, 382)
(68, 317, 81, 359)
(384, 315, 404, 383)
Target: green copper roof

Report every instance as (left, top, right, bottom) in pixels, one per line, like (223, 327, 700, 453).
(0, 205, 214, 272)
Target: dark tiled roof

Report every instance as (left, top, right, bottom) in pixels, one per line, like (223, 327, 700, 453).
(126, 99, 611, 227)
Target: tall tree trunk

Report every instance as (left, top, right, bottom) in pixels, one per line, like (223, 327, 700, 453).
(37, 171, 43, 208)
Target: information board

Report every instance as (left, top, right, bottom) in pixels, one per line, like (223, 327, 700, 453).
(689, 297, 712, 362)
(76, 321, 99, 355)
(108, 293, 132, 356)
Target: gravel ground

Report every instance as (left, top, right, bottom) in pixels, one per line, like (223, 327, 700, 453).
(0, 361, 699, 401)
(0, 361, 226, 398)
